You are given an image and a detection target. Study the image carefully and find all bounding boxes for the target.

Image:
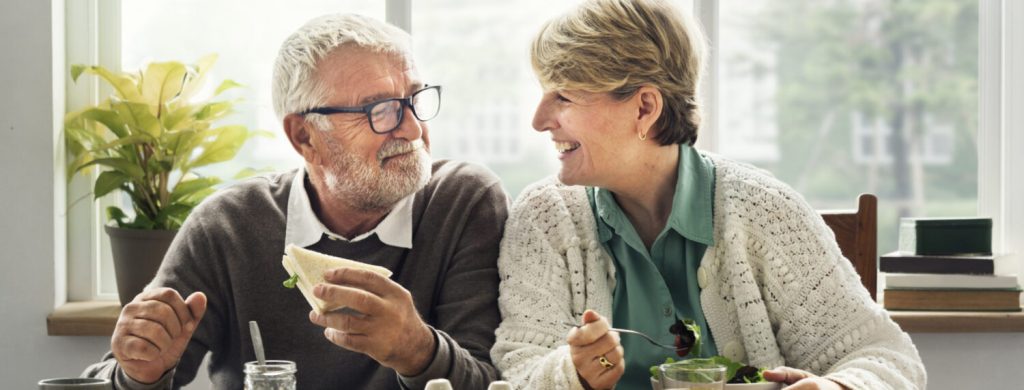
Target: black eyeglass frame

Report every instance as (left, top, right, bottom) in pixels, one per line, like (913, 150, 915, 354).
(299, 85, 442, 134)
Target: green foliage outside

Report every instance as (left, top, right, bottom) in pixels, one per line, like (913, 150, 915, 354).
(743, 0, 979, 252)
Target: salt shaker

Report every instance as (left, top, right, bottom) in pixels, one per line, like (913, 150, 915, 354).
(244, 360, 297, 390)
(487, 380, 514, 390)
(424, 378, 453, 390)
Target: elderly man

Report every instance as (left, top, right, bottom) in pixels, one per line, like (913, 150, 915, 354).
(83, 14, 508, 389)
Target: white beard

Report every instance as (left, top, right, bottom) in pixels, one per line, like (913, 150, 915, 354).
(320, 136, 432, 212)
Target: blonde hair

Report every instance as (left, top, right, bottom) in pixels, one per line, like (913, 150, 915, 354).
(531, 0, 706, 145)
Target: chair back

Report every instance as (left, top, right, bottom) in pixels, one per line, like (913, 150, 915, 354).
(820, 194, 878, 301)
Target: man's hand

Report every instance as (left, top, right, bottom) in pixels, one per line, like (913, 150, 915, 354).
(310, 267, 435, 376)
(764, 367, 849, 390)
(568, 310, 625, 390)
(111, 288, 207, 384)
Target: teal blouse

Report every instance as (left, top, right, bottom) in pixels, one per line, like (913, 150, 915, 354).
(586, 144, 718, 390)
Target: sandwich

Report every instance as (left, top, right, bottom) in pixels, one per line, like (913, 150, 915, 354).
(280, 244, 393, 314)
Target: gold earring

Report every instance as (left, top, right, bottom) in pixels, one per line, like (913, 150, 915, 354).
(639, 131, 648, 141)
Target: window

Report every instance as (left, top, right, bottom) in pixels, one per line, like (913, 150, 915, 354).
(67, 0, 999, 300)
(411, 0, 577, 196)
(712, 0, 979, 254)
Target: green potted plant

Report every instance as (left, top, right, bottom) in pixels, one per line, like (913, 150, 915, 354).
(65, 54, 265, 305)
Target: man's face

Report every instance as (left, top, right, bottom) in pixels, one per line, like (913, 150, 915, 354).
(306, 47, 432, 211)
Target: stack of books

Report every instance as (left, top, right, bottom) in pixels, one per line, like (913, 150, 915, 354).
(880, 217, 1021, 312)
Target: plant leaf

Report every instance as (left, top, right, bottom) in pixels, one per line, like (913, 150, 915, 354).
(232, 166, 275, 180)
(194, 101, 233, 121)
(94, 171, 131, 198)
(75, 157, 145, 179)
(124, 210, 156, 230)
(65, 125, 108, 151)
(89, 134, 150, 155)
(72, 65, 143, 101)
(155, 203, 193, 230)
(185, 125, 248, 169)
(113, 100, 162, 137)
(169, 177, 220, 203)
(161, 105, 194, 131)
(179, 53, 218, 101)
(180, 187, 216, 204)
(70, 64, 87, 82)
(106, 206, 128, 228)
(140, 61, 188, 111)
(213, 79, 244, 96)
(81, 107, 129, 138)
(66, 149, 96, 180)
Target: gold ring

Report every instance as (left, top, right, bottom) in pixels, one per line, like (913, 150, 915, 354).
(598, 355, 615, 369)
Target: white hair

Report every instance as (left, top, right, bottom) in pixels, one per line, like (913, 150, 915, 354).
(272, 13, 413, 121)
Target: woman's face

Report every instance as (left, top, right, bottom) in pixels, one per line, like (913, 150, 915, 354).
(532, 89, 639, 186)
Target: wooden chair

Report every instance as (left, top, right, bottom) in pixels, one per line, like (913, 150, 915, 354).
(820, 194, 878, 301)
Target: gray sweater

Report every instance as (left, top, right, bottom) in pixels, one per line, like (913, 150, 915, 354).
(85, 160, 509, 389)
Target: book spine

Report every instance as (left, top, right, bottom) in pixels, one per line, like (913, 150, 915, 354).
(883, 289, 1022, 311)
(879, 258, 994, 275)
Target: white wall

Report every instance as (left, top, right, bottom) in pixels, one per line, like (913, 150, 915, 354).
(0, 0, 1020, 389)
(0, 0, 112, 387)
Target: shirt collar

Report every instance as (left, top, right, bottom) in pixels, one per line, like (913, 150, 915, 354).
(284, 167, 414, 250)
(593, 143, 715, 246)
(668, 143, 715, 246)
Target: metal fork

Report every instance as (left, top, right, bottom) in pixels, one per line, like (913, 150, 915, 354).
(562, 321, 684, 351)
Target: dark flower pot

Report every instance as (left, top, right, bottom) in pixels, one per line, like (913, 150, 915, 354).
(104, 225, 177, 306)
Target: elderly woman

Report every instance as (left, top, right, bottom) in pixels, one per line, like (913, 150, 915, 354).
(490, 0, 926, 389)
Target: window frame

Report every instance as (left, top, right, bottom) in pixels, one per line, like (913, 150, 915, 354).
(65, 0, 1020, 301)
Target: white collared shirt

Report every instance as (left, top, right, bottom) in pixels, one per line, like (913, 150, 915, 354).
(284, 167, 414, 250)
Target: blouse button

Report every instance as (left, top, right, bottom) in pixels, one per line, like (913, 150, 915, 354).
(697, 266, 709, 289)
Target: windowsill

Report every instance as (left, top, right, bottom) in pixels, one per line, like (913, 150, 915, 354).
(47, 301, 120, 336)
(47, 300, 1024, 336)
(888, 308, 1024, 332)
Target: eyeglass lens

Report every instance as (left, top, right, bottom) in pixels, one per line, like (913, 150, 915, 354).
(369, 87, 440, 133)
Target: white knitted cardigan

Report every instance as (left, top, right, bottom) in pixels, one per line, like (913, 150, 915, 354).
(490, 155, 926, 390)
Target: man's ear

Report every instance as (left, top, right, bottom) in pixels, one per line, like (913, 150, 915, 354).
(635, 86, 663, 140)
(283, 113, 318, 163)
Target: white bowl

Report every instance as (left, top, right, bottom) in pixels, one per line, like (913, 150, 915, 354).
(725, 383, 783, 390)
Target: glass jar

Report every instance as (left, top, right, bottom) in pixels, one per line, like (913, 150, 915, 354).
(244, 360, 297, 390)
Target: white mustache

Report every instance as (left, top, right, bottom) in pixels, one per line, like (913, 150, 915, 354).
(378, 139, 425, 160)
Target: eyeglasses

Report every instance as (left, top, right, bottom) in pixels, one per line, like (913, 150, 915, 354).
(300, 85, 442, 134)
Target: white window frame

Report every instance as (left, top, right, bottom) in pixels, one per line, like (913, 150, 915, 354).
(65, 0, 122, 301)
(65, 0, 1022, 301)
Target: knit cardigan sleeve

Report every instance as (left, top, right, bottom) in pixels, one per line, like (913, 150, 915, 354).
(703, 157, 927, 390)
(490, 179, 613, 390)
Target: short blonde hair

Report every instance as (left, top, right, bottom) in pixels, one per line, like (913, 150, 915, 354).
(531, 0, 706, 145)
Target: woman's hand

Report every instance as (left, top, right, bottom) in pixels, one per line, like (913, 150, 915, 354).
(763, 367, 849, 390)
(567, 310, 625, 390)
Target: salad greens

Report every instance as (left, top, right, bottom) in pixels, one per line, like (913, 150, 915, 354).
(651, 319, 767, 383)
(283, 274, 299, 289)
(669, 318, 701, 357)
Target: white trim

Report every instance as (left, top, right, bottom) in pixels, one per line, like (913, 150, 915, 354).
(64, 0, 121, 301)
(978, 0, 1003, 255)
(693, 0, 719, 153)
(386, 0, 412, 33)
(53, 0, 67, 308)
(1004, 0, 1024, 291)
